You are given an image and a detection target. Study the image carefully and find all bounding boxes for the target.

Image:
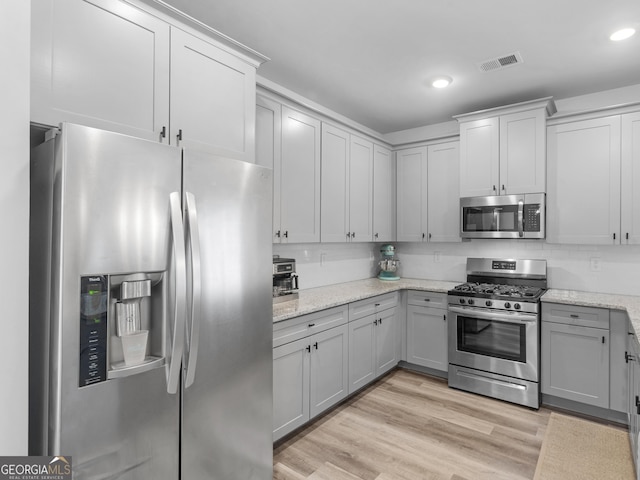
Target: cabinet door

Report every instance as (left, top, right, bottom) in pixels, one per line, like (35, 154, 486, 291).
(459, 117, 499, 197)
(320, 124, 349, 242)
(499, 109, 546, 194)
(170, 28, 256, 161)
(427, 142, 460, 242)
(273, 338, 310, 441)
(309, 325, 349, 418)
(547, 116, 621, 244)
(541, 322, 610, 408)
(621, 112, 640, 244)
(375, 308, 399, 377)
(373, 144, 395, 242)
(396, 147, 427, 242)
(348, 316, 376, 394)
(349, 136, 374, 242)
(31, 0, 170, 141)
(406, 305, 448, 372)
(280, 107, 321, 243)
(256, 96, 282, 242)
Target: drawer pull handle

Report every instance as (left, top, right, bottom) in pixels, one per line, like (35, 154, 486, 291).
(570, 314, 579, 318)
(306, 345, 311, 353)
(424, 299, 431, 302)
(375, 303, 381, 307)
(313, 342, 318, 350)
(308, 323, 315, 327)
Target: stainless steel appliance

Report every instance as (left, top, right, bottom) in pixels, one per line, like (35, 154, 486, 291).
(460, 193, 545, 239)
(447, 258, 547, 408)
(273, 256, 299, 303)
(29, 123, 273, 479)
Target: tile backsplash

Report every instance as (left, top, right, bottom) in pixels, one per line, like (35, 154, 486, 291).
(274, 241, 640, 296)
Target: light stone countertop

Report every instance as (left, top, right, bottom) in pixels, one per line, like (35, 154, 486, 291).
(542, 289, 640, 336)
(273, 279, 640, 338)
(272, 277, 459, 323)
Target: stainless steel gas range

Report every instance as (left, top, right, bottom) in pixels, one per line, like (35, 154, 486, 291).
(447, 258, 547, 408)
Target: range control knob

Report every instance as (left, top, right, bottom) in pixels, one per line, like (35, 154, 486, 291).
(485, 300, 493, 307)
(514, 303, 521, 310)
(459, 298, 466, 305)
(504, 302, 511, 309)
(468, 299, 475, 306)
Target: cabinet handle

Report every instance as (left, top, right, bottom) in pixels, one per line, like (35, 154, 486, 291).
(424, 298, 431, 302)
(352, 232, 356, 239)
(308, 323, 315, 327)
(346, 232, 351, 239)
(443, 314, 446, 321)
(160, 126, 166, 138)
(626, 351, 636, 363)
(374, 319, 378, 325)
(627, 232, 630, 240)
(493, 185, 497, 193)
(375, 303, 381, 307)
(177, 129, 183, 141)
(306, 345, 311, 353)
(283, 231, 288, 238)
(570, 314, 579, 318)
(502, 184, 505, 192)
(375, 233, 379, 239)
(313, 342, 318, 350)
(602, 336, 605, 344)
(636, 395, 640, 407)
(428, 233, 432, 240)
(275, 230, 281, 238)
(613, 233, 616, 241)
(422, 233, 425, 240)
(379, 318, 383, 325)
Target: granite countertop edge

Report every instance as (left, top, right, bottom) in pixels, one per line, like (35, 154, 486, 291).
(273, 278, 640, 336)
(272, 278, 458, 323)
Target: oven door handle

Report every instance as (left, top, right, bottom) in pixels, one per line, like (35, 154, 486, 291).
(448, 305, 537, 323)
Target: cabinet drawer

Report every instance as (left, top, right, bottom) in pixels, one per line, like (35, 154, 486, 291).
(349, 292, 399, 321)
(542, 302, 609, 329)
(407, 290, 447, 309)
(273, 305, 348, 348)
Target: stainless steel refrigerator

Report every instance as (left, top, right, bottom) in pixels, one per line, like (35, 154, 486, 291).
(29, 123, 273, 479)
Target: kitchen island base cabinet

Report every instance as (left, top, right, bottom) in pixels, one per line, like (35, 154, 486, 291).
(628, 334, 640, 478)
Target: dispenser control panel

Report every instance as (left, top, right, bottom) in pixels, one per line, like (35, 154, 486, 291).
(79, 275, 108, 387)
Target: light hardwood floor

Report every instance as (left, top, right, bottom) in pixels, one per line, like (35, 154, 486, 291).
(274, 368, 553, 480)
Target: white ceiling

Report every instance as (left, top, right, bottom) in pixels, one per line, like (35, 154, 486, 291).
(158, 0, 640, 134)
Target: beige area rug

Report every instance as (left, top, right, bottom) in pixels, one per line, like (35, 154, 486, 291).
(534, 412, 635, 480)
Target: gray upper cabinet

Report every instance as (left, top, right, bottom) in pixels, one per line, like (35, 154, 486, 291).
(31, 0, 170, 141)
(32, 0, 262, 161)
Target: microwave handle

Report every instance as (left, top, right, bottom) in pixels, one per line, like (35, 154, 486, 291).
(518, 200, 524, 238)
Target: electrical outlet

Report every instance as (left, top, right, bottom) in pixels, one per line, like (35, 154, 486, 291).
(589, 257, 601, 272)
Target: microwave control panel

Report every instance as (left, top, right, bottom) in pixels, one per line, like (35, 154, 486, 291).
(523, 204, 541, 232)
(79, 275, 108, 387)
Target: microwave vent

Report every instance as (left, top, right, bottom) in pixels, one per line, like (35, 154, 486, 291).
(479, 51, 524, 72)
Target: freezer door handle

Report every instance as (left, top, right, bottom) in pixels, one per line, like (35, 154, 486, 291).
(167, 192, 187, 394)
(183, 192, 201, 389)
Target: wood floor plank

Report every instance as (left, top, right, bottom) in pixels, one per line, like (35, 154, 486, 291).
(273, 368, 558, 479)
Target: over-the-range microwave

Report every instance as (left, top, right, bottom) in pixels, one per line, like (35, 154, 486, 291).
(460, 193, 545, 239)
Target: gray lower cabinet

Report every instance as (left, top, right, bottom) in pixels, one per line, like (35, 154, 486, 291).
(348, 307, 398, 394)
(348, 292, 399, 394)
(406, 291, 448, 372)
(628, 334, 640, 478)
(272, 306, 349, 441)
(541, 303, 610, 409)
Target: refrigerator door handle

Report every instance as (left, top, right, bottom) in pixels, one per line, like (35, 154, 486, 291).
(167, 191, 187, 394)
(183, 192, 201, 388)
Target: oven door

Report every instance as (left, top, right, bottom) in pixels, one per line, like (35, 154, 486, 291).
(447, 304, 539, 381)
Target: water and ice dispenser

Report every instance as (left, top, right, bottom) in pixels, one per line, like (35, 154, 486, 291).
(79, 272, 166, 387)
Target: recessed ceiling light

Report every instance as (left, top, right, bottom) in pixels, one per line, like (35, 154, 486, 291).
(432, 76, 452, 88)
(610, 28, 636, 41)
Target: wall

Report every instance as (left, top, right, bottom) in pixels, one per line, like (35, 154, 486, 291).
(0, 0, 30, 454)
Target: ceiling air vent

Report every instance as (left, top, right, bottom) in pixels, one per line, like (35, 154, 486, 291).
(478, 51, 524, 72)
